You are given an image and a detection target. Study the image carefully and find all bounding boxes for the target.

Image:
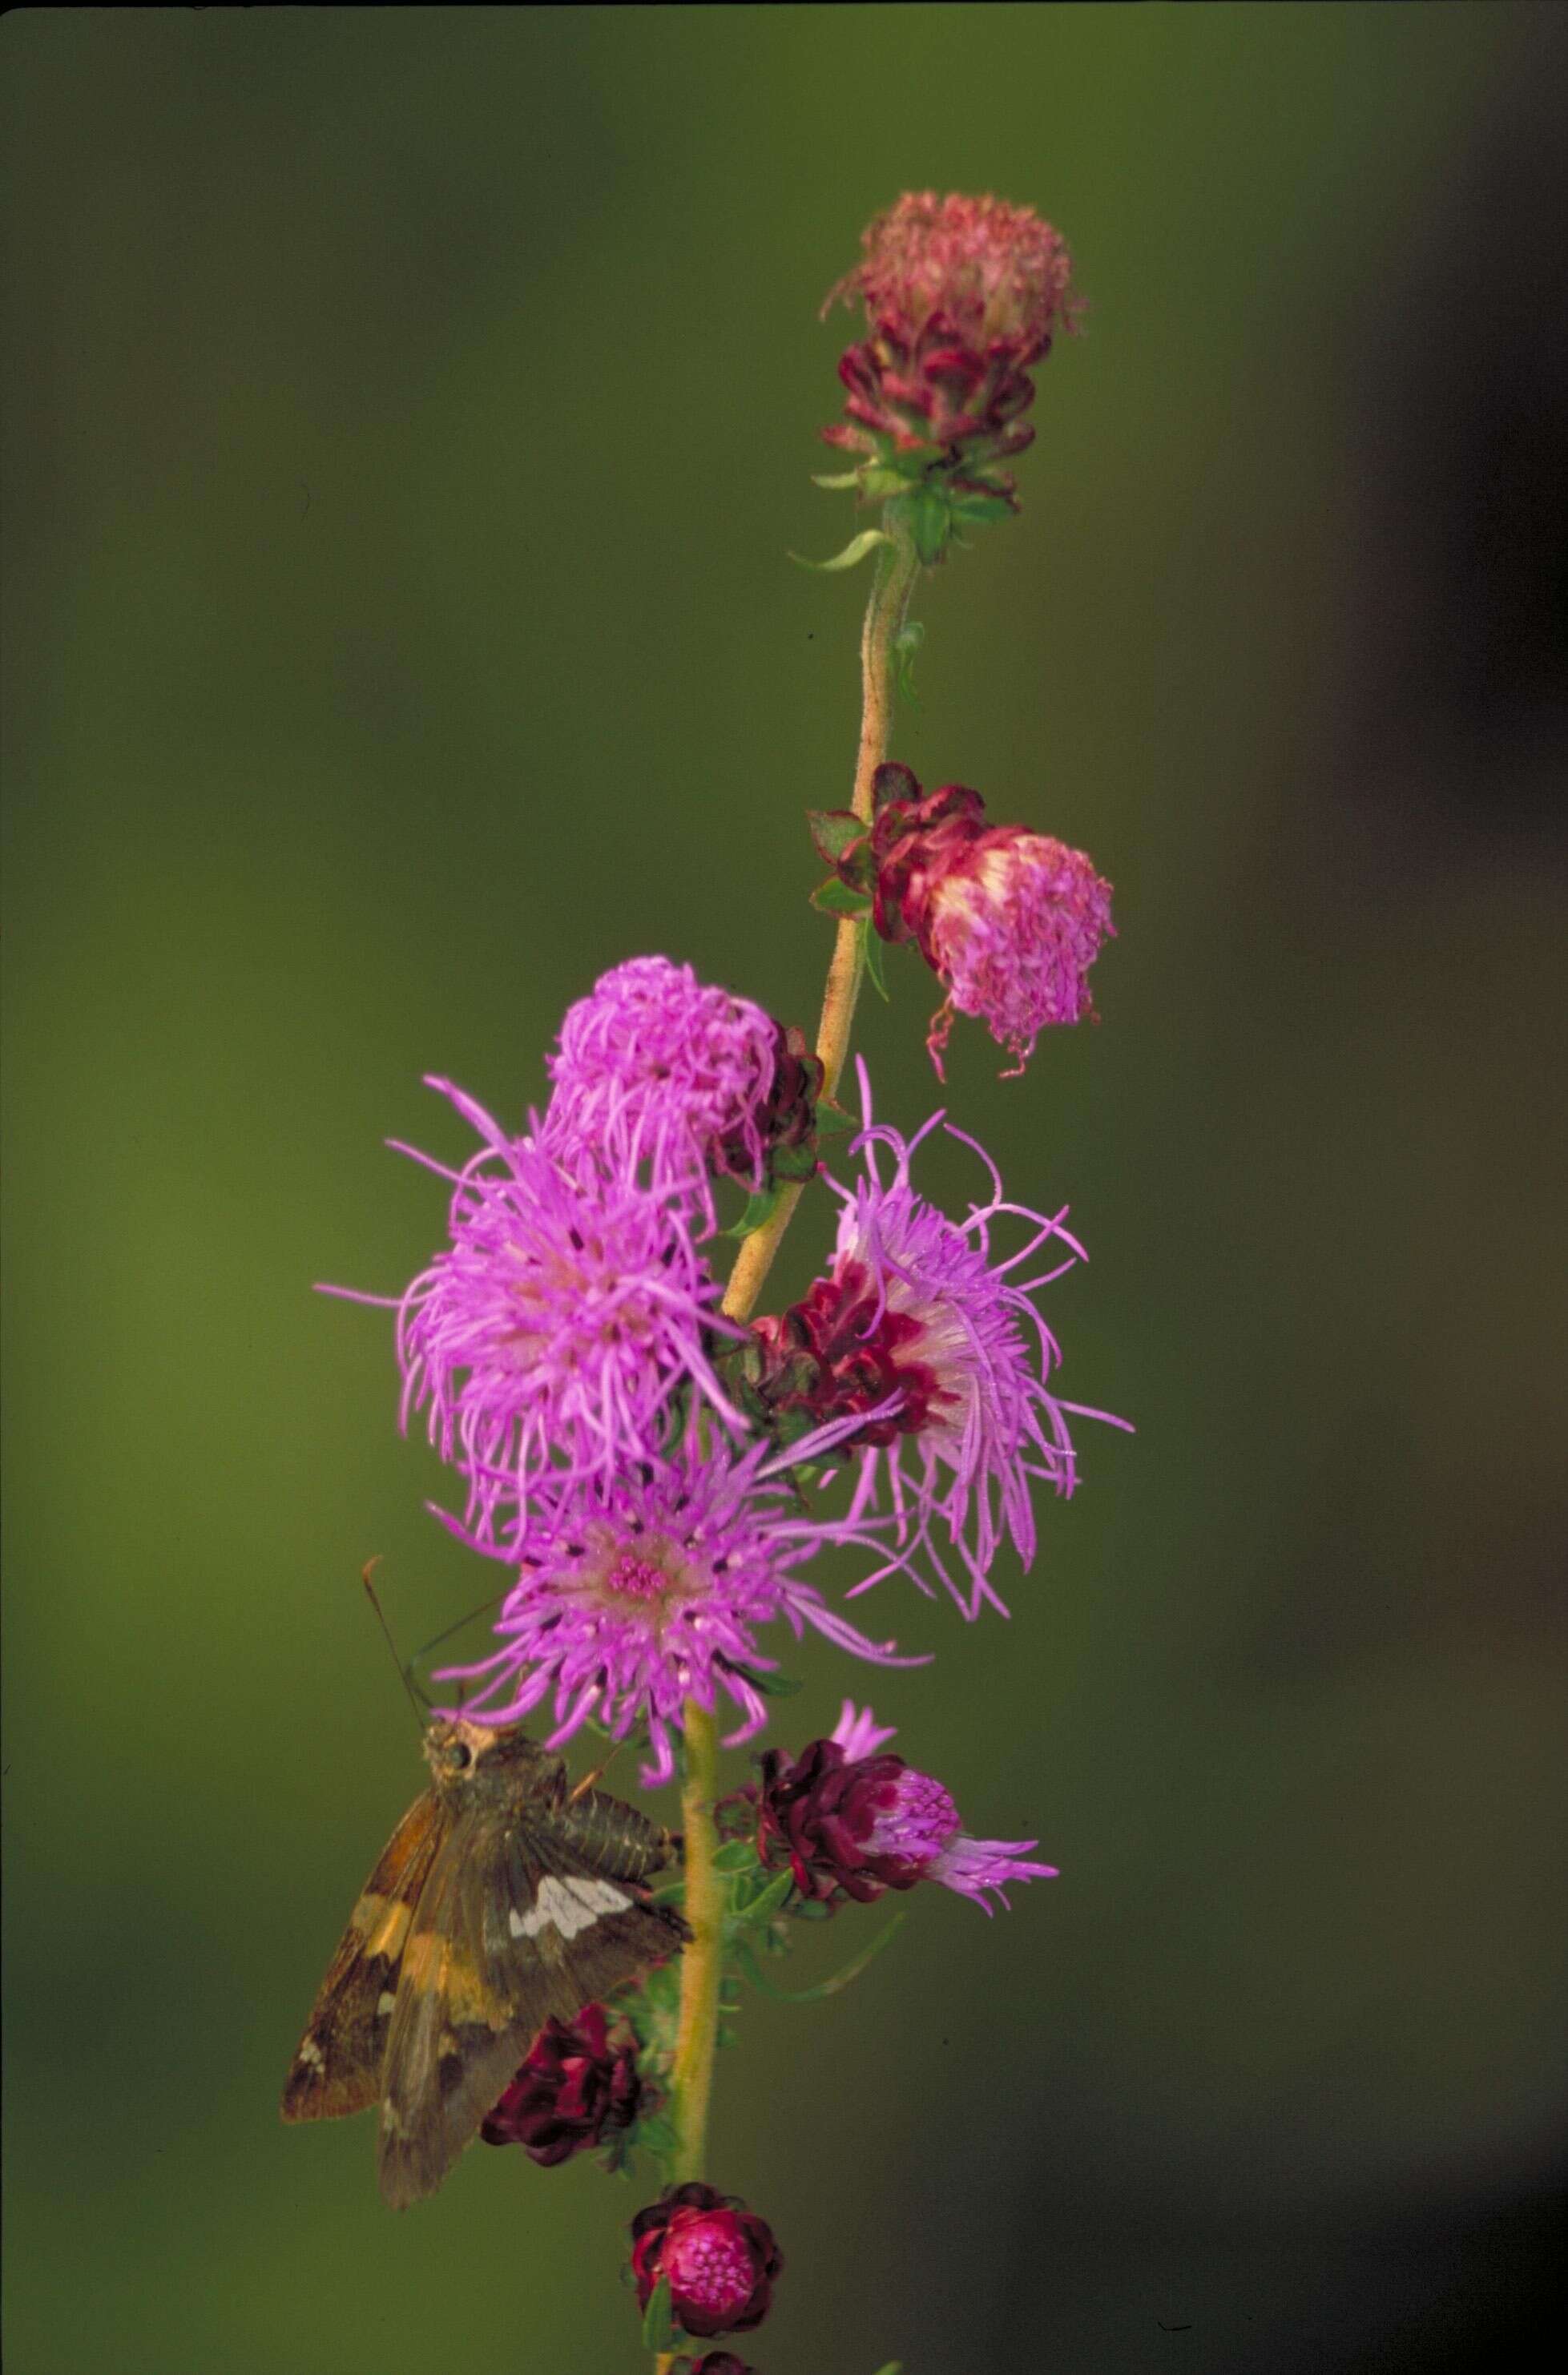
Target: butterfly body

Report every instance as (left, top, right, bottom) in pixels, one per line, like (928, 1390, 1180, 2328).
(281, 1718, 686, 2208)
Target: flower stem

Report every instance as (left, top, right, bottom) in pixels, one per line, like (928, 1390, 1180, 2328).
(657, 514, 920, 2264)
(667, 1697, 723, 2182)
(720, 511, 920, 1328)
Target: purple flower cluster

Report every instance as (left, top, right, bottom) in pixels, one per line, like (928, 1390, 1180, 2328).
(329, 952, 1121, 1808)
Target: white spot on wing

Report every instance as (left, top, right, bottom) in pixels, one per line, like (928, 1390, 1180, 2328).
(511, 1874, 631, 1940)
(376, 1990, 397, 2017)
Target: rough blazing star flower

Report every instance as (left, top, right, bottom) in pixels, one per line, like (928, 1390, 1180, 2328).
(756, 1699, 1057, 1915)
(631, 2183, 782, 2340)
(543, 956, 782, 1213)
(341, 1077, 745, 1543)
(746, 1066, 1126, 1617)
(433, 1418, 924, 1787)
(822, 189, 1078, 480)
(815, 765, 1115, 1075)
(480, 2005, 642, 2165)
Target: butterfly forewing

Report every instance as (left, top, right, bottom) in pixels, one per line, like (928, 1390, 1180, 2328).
(280, 1788, 446, 2124)
(375, 1803, 687, 2209)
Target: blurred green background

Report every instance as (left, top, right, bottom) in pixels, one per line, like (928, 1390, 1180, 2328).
(4, 8, 1565, 2372)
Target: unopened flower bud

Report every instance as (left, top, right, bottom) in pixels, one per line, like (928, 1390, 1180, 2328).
(822, 191, 1079, 510)
(481, 2004, 642, 2165)
(631, 2183, 783, 2339)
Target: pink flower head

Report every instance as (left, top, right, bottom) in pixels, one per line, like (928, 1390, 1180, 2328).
(631, 2183, 782, 2340)
(923, 825, 1114, 1075)
(340, 1078, 746, 1544)
(433, 1416, 927, 1788)
(824, 765, 1114, 1076)
(758, 1705, 1057, 1915)
(822, 190, 1078, 466)
(751, 1064, 1128, 1617)
(543, 957, 781, 1215)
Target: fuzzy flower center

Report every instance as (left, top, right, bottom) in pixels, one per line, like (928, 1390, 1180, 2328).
(574, 1525, 705, 1627)
(865, 1768, 961, 1866)
(663, 2216, 756, 2318)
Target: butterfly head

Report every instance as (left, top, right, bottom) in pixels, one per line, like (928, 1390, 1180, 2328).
(421, 1716, 554, 1800)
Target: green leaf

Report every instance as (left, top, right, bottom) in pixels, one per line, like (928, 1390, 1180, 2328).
(909, 485, 953, 567)
(893, 618, 925, 703)
(788, 529, 893, 573)
(807, 807, 865, 865)
(949, 490, 1016, 526)
(870, 2363, 905, 2373)
(712, 1839, 762, 1875)
(742, 1911, 906, 2003)
(812, 877, 873, 921)
(640, 2277, 674, 2354)
(814, 1097, 857, 1138)
(810, 467, 865, 490)
(724, 1182, 784, 1241)
(861, 917, 891, 1002)
(732, 1869, 794, 1928)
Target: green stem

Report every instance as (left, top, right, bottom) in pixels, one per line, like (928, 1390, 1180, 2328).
(667, 1699, 722, 2181)
(721, 509, 919, 1328)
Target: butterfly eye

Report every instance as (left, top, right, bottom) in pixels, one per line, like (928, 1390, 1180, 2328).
(449, 1741, 473, 1771)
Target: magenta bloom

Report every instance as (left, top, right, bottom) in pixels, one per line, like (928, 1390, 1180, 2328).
(341, 1078, 744, 1542)
(631, 2183, 782, 2339)
(543, 956, 780, 1214)
(481, 2004, 642, 2165)
(752, 1066, 1127, 1616)
(757, 1700, 1057, 1915)
(921, 825, 1113, 1075)
(434, 1418, 924, 1787)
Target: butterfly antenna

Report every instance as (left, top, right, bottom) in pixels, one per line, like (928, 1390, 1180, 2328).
(408, 1590, 506, 1666)
(361, 1559, 429, 1732)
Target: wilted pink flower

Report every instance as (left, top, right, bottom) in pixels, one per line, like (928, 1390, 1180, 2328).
(817, 765, 1114, 1075)
(322, 1077, 745, 1545)
(433, 1417, 925, 1787)
(481, 2004, 642, 2164)
(757, 1702, 1056, 1914)
(746, 1065, 1127, 1616)
(631, 2183, 782, 2339)
(543, 956, 780, 1214)
(823, 190, 1078, 469)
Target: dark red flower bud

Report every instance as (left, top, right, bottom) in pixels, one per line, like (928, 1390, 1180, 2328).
(756, 1735, 929, 1906)
(681, 2357, 756, 2375)
(822, 192, 1079, 478)
(481, 2004, 642, 2166)
(631, 2183, 783, 2339)
(748, 1258, 940, 1450)
(712, 1021, 824, 1192)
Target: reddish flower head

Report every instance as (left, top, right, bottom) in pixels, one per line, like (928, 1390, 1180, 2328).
(757, 1701, 1057, 1915)
(631, 2183, 783, 2339)
(823, 191, 1079, 468)
(824, 765, 1115, 1075)
(480, 2005, 642, 2165)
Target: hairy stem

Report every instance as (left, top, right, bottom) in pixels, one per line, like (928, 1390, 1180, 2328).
(720, 513, 920, 1328)
(667, 1698, 723, 2182)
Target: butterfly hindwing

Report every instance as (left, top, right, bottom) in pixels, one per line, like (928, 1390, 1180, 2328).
(280, 1787, 446, 2124)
